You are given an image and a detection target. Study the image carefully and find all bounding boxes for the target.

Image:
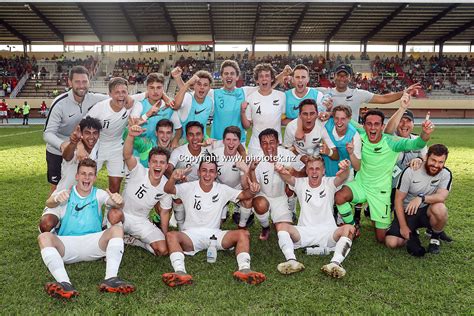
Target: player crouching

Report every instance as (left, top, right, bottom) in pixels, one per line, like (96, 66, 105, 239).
(162, 157, 266, 287)
(38, 159, 134, 299)
(275, 157, 355, 278)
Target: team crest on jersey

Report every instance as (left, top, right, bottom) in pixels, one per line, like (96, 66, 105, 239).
(319, 189, 326, 198)
(273, 100, 279, 106)
(154, 193, 163, 200)
(297, 141, 304, 147)
(212, 194, 220, 203)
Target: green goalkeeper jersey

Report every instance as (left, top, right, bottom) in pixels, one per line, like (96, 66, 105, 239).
(355, 126, 427, 192)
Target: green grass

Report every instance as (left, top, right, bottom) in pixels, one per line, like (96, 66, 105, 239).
(1, 126, 473, 314)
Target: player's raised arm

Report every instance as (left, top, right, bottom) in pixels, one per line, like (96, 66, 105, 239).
(62, 125, 82, 161)
(240, 101, 252, 129)
(385, 91, 411, 135)
(237, 176, 260, 201)
(274, 163, 296, 187)
(123, 119, 146, 171)
(174, 74, 199, 109)
(171, 66, 185, 91)
(105, 189, 124, 208)
(45, 188, 70, 208)
(370, 83, 421, 104)
(334, 159, 351, 187)
(164, 167, 191, 195)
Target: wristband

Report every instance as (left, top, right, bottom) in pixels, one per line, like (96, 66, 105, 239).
(141, 114, 148, 121)
(328, 147, 334, 157)
(53, 194, 58, 203)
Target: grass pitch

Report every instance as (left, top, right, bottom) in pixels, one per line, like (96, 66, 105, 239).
(0, 125, 473, 314)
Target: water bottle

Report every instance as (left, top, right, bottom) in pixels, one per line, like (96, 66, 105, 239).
(305, 246, 330, 256)
(321, 92, 334, 112)
(207, 235, 218, 263)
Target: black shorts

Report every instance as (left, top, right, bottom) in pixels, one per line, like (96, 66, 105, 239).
(386, 205, 431, 238)
(46, 150, 63, 185)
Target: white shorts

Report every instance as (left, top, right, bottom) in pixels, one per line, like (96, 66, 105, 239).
(97, 155, 125, 177)
(258, 194, 292, 223)
(58, 231, 106, 264)
(182, 228, 228, 256)
(123, 213, 165, 244)
(293, 225, 337, 249)
(0, 111, 6, 117)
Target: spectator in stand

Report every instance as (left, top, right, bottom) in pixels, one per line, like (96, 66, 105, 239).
(14, 104, 21, 118)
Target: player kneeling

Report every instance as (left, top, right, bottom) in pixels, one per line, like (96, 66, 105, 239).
(162, 157, 266, 287)
(38, 159, 134, 299)
(275, 157, 354, 278)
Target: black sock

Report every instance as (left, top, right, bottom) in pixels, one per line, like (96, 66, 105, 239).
(354, 205, 362, 222)
(431, 230, 442, 240)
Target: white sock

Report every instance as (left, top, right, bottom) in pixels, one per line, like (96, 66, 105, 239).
(170, 252, 186, 273)
(277, 231, 296, 261)
(288, 195, 296, 214)
(236, 252, 251, 271)
(41, 247, 70, 284)
(221, 204, 229, 220)
(255, 212, 270, 228)
(331, 236, 352, 265)
(105, 238, 124, 279)
(124, 235, 156, 255)
(239, 207, 252, 227)
(173, 202, 185, 230)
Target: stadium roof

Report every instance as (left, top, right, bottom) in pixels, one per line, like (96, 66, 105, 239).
(0, 1, 473, 45)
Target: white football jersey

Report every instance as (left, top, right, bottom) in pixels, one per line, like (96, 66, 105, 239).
(245, 90, 285, 151)
(210, 146, 243, 188)
(55, 141, 100, 193)
(254, 147, 300, 198)
(169, 144, 209, 182)
(293, 177, 338, 229)
(283, 119, 335, 155)
(122, 163, 172, 218)
(87, 99, 142, 158)
(175, 181, 241, 230)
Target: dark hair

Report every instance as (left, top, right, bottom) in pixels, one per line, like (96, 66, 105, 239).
(199, 154, 218, 170)
(155, 119, 174, 132)
(108, 77, 128, 92)
(427, 144, 449, 159)
(253, 63, 277, 83)
(258, 128, 279, 143)
(298, 98, 318, 114)
(79, 116, 102, 132)
(77, 158, 97, 173)
(223, 126, 241, 141)
(69, 66, 89, 80)
(185, 121, 204, 135)
(363, 109, 385, 124)
(220, 60, 240, 77)
(148, 146, 170, 162)
(146, 72, 165, 85)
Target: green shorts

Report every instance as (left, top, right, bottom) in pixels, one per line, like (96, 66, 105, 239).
(346, 179, 392, 229)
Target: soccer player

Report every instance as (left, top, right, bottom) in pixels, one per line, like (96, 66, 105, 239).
(335, 109, 434, 242)
(166, 121, 210, 229)
(121, 123, 173, 256)
(209, 126, 253, 228)
(161, 159, 266, 287)
(43, 66, 109, 194)
(87, 77, 142, 193)
(249, 128, 304, 240)
(241, 63, 286, 154)
(385, 144, 452, 256)
(126, 118, 177, 168)
(274, 157, 355, 278)
(174, 71, 214, 137)
(38, 159, 134, 299)
(316, 64, 420, 123)
(40, 116, 102, 233)
(283, 99, 338, 160)
(138, 72, 182, 148)
(322, 104, 361, 179)
(282, 64, 325, 125)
